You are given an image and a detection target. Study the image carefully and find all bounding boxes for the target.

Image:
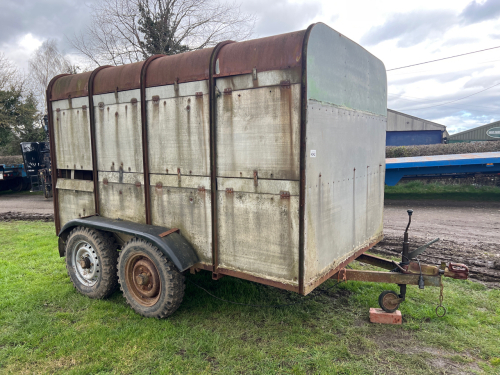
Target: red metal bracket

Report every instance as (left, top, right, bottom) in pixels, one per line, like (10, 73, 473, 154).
(159, 228, 179, 238)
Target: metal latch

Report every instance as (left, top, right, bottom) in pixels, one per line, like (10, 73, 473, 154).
(280, 80, 291, 88)
(280, 191, 290, 199)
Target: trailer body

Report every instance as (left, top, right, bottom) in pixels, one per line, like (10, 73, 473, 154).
(48, 23, 386, 295)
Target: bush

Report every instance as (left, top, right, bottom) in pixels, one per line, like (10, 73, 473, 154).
(386, 141, 500, 158)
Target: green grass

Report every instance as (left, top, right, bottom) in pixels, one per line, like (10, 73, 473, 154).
(1, 221, 499, 374)
(385, 181, 500, 201)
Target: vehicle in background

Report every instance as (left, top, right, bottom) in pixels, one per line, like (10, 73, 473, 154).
(20, 141, 53, 198)
(0, 159, 29, 192)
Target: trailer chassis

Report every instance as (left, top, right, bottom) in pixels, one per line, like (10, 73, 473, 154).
(333, 210, 469, 314)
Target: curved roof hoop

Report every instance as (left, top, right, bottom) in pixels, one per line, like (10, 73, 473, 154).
(140, 54, 164, 225)
(46, 73, 72, 234)
(208, 40, 235, 274)
(87, 65, 113, 219)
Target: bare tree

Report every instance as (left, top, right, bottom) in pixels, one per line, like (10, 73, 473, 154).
(0, 53, 19, 90)
(69, 0, 255, 66)
(28, 40, 76, 112)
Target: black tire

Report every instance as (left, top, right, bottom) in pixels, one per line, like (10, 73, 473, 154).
(10, 178, 24, 192)
(378, 290, 401, 313)
(65, 227, 119, 299)
(21, 178, 30, 191)
(118, 239, 185, 318)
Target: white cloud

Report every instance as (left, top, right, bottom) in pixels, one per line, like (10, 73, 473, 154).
(2, 33, 43, 72)
(1, 0, 499, 133)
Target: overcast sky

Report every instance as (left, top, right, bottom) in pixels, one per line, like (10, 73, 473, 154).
(2, 0, 500, 134)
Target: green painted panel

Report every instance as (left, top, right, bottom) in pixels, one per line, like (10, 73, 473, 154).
(307, 23, 387, 116)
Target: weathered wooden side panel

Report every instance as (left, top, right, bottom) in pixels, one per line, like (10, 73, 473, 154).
(93, 90, 143, 173)
(52, 97, 92, 170)
(216, 84, 301, 180)
(146, 82, 210, 176)
(58, 189, 95, 228)
(98, 172, 146, 223)
(144, 81, 212, 263)
(217, 189, 299, 284)
(150, 177, 212, 264)
(56, 178, 94, 192)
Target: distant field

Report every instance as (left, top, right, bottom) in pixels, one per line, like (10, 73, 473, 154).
(385, 181, 500, 201)
(1, 221, 499, 374)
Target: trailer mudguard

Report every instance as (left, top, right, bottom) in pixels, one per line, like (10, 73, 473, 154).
(58, 216, 199, 272)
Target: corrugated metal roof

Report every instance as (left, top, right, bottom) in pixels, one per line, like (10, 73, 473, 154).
(448, 121, 500, 141)
(387, 109, 448, 137)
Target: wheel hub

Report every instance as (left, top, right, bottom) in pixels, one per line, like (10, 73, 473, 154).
(382, 293, 400, 310)
(79, 257, 92, 269)
(125, 255, 161, 306)
(72, 241, 100, 286)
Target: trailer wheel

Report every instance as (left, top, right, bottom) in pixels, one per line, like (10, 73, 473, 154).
(378, 290, 400, 313)
(10, 177, 24, 192)
(118, 239, 185, 318)
(65, 227, 119, 299)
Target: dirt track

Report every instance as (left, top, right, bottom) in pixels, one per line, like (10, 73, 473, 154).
(0, 193, 54, 221)
(1, 193, 499, 284)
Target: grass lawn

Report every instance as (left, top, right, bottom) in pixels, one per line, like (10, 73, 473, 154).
(1, 221, 499, 374)
(385, 181, 500, 201)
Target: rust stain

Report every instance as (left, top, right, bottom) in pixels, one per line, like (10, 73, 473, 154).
(214, 30, 306, 78)
(49, 29, 307, 101)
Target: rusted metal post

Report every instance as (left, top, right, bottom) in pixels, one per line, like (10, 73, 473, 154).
(140, 55, 164, 225)
(399, 209, 413, 299)
(46, 74, 71, 234)
(87, 66, 112, 221)
(209, 40, 234, 275)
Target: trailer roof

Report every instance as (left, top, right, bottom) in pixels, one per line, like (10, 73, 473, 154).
(49, 30, 307, 101)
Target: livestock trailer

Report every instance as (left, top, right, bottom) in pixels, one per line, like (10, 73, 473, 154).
(48, 23, 467, 318)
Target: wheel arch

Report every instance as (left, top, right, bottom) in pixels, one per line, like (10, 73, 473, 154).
(58, 216, 199, 272)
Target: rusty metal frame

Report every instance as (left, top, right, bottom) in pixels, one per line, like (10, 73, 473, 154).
(140, 55, 164, 225)
(298, 24, 316, 295)
(356, 253, 398, 271)
(209, 40, 234, 274)
(332, 269, 442, 288)
(217, 267, 300, 293)
(46, 74, 71, 234)
(87, 66, 112, 220)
